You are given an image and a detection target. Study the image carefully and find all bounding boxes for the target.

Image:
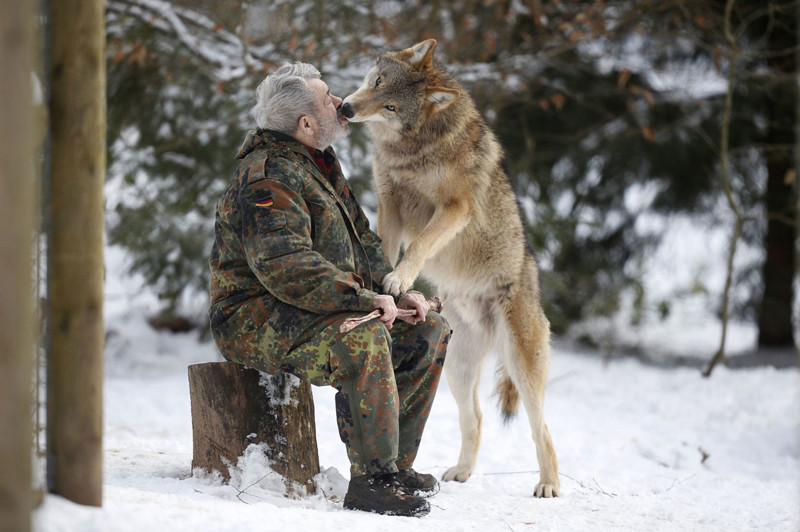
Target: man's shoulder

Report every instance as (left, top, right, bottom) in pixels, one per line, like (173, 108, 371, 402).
(236, 132, 313, 188)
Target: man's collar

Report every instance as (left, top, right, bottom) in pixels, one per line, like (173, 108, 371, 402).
(257, 128, 334, 157)
(257, 128, 298, 145)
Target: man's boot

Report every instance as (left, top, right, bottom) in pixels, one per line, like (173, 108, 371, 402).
(393, 469, 440, 497)
(343, 473, 430, 517)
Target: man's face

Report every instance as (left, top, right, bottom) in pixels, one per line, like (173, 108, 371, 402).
(306, 78, 348, 150)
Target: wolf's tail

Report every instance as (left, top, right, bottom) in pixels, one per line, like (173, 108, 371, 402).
(497, 374, 519, 423)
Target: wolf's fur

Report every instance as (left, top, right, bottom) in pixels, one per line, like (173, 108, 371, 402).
(343, 40, 560, 498)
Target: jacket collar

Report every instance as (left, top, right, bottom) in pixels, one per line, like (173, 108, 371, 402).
(237, 129, 346, 198)
(235, 128, 336, 162)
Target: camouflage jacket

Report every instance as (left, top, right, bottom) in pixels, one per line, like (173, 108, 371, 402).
(208, 129, 393, 363)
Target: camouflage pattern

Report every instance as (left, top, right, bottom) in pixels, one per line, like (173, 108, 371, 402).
(208, 128, 450, 476)
(282, 311, 449, 476)
(209, 129, 393, 365)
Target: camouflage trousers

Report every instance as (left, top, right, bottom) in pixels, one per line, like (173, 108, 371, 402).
(276, 311, 450, 477)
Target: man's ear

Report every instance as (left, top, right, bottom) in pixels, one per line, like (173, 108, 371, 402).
(395, 39, 438, 70)
(426, 86, 459, 113)
(298, 115, 315, 136)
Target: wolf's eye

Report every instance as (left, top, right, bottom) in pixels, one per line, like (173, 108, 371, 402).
(385, 105, 396, 112)
(375, 77, 382, 87)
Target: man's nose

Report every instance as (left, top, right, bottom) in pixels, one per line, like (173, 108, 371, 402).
(332, 94, 343, 107)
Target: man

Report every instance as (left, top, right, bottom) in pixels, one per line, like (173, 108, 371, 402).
(208, 62, 450, 518)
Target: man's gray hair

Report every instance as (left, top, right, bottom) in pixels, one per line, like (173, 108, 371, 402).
(252, 62, 321, 134)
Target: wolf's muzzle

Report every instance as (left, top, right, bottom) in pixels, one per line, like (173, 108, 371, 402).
(341, 102, 354, 119)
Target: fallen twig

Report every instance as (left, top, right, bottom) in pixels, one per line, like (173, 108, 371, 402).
(665, 472, 698, 492)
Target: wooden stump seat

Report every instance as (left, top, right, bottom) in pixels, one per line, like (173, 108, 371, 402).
(188, 362, 320, 495)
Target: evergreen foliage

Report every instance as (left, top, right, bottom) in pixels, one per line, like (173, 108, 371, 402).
(105, 0, 797, 348)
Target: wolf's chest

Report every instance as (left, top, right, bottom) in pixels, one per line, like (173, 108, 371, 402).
(381, 175, 435, 227)
(377, 152, 444, 191)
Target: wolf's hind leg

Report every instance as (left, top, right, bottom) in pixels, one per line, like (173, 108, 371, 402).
(502, 295, 560, 498)
(441, 308, 489, 483)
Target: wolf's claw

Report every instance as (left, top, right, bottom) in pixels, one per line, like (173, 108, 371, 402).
(533, 482, 559, 498)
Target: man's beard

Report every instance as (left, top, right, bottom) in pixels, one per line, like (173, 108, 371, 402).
(313, 109, 348, 150)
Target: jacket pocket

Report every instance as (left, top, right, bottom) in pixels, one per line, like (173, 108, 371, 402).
(257, 212, 286, 233)
(307, 200, 326, 217)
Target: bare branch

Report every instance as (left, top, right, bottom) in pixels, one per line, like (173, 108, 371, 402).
(704, 0, 747, 378)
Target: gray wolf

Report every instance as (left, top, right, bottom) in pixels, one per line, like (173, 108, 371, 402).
(342, 39, 560, 497)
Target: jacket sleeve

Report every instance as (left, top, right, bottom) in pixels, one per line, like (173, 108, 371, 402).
(239, 176, 377, 315)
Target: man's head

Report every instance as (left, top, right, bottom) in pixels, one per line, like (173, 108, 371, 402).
(252, 62, 348, 150)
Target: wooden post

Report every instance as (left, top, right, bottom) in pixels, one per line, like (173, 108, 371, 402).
(188, 363, 320, 496)
(46, 0, 106, 506)
(0, 0, 35, 529)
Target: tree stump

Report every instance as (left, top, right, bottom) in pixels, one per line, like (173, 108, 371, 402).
(188, 362, 320, 496)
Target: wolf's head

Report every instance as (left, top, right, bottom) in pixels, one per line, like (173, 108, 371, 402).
(342, 40, 460, 135)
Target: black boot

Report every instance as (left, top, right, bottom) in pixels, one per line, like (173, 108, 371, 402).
(343, 473, 430, 517)
(393, 469, 440, 497)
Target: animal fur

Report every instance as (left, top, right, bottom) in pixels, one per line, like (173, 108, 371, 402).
(342, 39, 560, 498)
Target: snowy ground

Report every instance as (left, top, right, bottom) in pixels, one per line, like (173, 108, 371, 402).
(32, 245, 799, 531)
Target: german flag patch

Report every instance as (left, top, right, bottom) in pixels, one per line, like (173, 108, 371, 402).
(255, 198, 274, 208)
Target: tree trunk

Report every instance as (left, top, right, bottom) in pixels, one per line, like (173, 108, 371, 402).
(0, 0, 35, 529)
(759, 156, 796, 347)
(46, 0, 106, 506)
(188, 362, 320, 496)
(757, 2, 797, 348)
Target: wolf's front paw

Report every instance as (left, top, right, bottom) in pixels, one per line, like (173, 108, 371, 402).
(533, 482, 560, 498)
(382, 270, 413, 297)
(442, 465, 472, 483)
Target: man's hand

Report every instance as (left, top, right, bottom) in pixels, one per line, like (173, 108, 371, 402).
(372, 294, 399, 330)
(397, 292, 430, 325)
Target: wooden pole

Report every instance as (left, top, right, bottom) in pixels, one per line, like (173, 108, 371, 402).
(46, 0, 106, 506)
(0, 0, 35, 529)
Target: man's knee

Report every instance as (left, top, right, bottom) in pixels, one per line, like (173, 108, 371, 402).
(418, 311, 451, 355)
(426, 311, 450, 340)
(331, 320, 393, 380)
(395, 311, 450, 369)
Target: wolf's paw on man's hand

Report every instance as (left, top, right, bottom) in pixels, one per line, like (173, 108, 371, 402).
(382, 269, 414, 297)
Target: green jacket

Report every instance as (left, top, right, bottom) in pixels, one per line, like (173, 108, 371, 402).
(208, 129, 393, 366)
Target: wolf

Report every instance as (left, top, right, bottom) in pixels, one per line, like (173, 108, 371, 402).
(341, 39, 560, 498)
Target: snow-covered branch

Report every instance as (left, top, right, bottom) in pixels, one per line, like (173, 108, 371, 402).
(107, 0, 276, 81)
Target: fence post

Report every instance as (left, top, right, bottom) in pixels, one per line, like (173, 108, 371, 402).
(0, 0, 35, 529)
(46, 0, 106, 506)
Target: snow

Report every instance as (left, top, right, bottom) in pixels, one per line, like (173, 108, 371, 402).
(32, 245, 799, 531)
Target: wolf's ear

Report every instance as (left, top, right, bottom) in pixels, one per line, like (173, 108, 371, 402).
(400, 39, 438, 69)
(426, 86, 459, 113)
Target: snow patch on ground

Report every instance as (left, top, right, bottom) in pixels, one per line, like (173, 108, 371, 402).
(32, 234, 798, 531)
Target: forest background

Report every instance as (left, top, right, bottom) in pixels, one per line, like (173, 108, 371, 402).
(104, 0, 799, 361)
